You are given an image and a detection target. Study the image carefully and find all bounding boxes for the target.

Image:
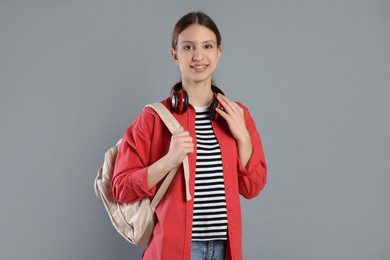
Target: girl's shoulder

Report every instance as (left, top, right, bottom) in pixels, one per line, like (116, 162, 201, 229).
(126, 98, 172, 134)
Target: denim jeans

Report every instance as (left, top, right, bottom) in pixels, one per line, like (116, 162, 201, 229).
(191, 240, 227, 260)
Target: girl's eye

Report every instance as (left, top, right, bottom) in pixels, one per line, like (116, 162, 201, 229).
(204, 44, 213, 49)
(183, 45, 194, 50)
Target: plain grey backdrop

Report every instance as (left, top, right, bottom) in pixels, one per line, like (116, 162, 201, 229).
(1, 0, 389, 259)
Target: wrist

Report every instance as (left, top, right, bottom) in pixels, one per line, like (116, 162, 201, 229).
(235, 131, 251, 145)
(161, 154, 177, 173)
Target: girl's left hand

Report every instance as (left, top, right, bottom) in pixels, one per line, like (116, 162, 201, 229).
(215, 93, 250, 143)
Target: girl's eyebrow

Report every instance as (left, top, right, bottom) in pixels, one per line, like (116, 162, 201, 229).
(180, 40, 216, 44)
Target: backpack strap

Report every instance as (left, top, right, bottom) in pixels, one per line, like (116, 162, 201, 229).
(145, 103, 192, 208)
(145, 103, 182, 135)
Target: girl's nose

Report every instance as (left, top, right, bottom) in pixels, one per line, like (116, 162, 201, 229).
(192, 48, 203, 61)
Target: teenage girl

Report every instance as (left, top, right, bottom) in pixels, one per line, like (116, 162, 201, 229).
(112, 11, 267, 260)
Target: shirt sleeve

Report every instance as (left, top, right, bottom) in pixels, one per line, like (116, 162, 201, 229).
(111, 110, 158, 204)
(236, 105, 267, 199)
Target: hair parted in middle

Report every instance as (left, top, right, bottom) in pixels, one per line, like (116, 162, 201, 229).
(171, 11, 222, 50)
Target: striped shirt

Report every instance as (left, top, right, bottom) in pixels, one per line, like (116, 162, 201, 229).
(192, 106, 228, 241)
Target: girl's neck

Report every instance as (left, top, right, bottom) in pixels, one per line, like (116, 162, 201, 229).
(181, 80, 214, 107)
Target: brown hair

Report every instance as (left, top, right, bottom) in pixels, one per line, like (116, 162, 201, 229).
(172, 12, 222, 50)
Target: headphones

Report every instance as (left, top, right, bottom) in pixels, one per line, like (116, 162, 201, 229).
(170, 82, 223, 120)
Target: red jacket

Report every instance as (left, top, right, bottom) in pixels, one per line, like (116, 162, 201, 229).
(112, 98, 267, 260)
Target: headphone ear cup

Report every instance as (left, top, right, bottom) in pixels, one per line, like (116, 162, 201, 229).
(171, 91, 179, 112)
(209, 96, 222, 120)
(181, 90, 189, 113)
(171, 89, 189, 113)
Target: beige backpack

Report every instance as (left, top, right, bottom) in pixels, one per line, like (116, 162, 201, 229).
(94, 103, 191, 245)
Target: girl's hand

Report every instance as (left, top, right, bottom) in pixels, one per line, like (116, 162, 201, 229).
(215, 94, 250, 144)
(215, 94, 253, 167)
(165, 130, 194, 168)
(147, 129, 194, 190)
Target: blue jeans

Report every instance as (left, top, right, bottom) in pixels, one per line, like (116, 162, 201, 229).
(191, 240, 227, 260)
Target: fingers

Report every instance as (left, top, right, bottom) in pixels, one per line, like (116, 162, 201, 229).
(166, 130, 194, 167)
(172, 131, 194, 151)
(215, 93, 243, 118)
(214, 93, 249, 141)
(173, 130, 192, 141)
(216, 93, 232, 111)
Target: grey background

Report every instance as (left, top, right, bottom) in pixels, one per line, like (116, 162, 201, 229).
(1, 0, 389, 259)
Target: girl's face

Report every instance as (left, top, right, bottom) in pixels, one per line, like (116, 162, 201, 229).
(172, 24, 222, 87)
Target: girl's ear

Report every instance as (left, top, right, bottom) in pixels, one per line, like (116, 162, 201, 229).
(171, 48, 179, 65)
(217, 45, 223, 63)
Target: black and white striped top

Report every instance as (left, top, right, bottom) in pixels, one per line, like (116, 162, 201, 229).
(192, 106, 228, 241)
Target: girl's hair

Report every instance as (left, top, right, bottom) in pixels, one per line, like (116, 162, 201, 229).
(172, 12, 222, 50)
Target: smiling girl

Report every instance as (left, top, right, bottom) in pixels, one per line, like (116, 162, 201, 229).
(112, 12, 267, 260)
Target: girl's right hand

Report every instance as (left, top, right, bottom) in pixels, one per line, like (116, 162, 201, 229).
(165, 130, 194, 169)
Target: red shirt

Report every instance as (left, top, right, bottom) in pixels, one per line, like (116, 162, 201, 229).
(112, 98, 267, 260)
